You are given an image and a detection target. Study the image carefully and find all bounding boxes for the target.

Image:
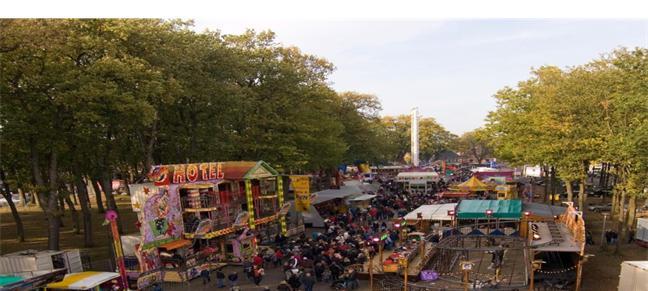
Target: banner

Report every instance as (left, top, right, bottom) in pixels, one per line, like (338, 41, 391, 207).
(291, 176, 310, 212)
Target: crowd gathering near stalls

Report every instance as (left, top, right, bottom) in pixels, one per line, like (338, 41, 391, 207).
(191, 177, 451, 291)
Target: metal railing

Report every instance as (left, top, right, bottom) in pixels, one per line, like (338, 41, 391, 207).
(181, 195, 220, 210)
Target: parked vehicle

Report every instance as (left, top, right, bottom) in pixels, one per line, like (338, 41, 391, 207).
(0, 194, 21, 207)
(362, 173, 375, 184)
(588, 203, 612, 212)
(618, 261, 648, 291)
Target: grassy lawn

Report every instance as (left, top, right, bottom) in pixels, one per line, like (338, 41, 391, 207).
(0, 195, 139, 265)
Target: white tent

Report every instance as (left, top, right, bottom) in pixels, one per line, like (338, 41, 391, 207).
(348, 194, 377, 202)
(404, 203, 457, 221)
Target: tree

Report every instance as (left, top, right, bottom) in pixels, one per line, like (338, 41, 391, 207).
(455, 128, 492, 163)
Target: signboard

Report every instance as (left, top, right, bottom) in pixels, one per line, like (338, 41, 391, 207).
(291, 176, 311, 212)
(461, 261, 474, 270)
(149, 163, 224, 186)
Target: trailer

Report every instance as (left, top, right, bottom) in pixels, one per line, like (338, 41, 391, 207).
(635, 218, 648, 247)
(618, 261, 648, 291)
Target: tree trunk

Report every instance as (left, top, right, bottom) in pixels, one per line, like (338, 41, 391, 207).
(626, 194, 637, 234)
(0, 169, 25, 242)
(578, 177, 587, 211)
(565, 180, 574, 203)
(543, 165, 549, 203)
(47, 150, 61, 251)
(91, 177, 105, 213)
(74, 175, 94, 247)
(18, 188, 27, 207)
(549, 166, 556, 205)
(614, 187, 627, 254)
(64, 194, 80, 234)
(101, 173, 123, 233)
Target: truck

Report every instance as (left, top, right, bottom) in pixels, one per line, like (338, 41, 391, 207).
(618, 261, 648, 291)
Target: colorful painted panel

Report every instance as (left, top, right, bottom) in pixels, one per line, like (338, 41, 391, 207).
(141, 188, 183, 248)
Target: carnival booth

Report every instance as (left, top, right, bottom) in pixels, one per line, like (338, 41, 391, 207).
(127, 161, 293, 285)
(450, 176, 493, 195)
(348, 194, 377, 209)
(46, 272, 121, 291)
(396, 172, 440, 194)
(456, 199, 522, 236)
(404, 203, 457, 232)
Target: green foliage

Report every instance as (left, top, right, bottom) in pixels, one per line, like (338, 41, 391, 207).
(485, 47, 648, 197)
(380, 115, 456, 164)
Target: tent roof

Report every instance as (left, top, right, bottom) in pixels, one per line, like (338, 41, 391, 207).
(404, 203, 457, 221)
(457, 200, 522, 219)
(522, 202, 566, 219)
(349, 194, 377, 201)
(438, 191, 471, 198)
(47, 272, 119, 290)
(397, 172, 439, 178)
(455, 176, 491, 191)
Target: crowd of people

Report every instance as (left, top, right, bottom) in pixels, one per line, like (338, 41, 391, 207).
(192, 175, 451, 291)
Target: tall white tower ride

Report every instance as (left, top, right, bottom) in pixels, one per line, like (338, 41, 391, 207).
(411, 107, 419, 167)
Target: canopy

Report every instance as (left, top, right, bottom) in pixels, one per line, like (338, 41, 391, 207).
(46, 272, 119, 290)
(158, 239, 191, 251)
(396, 172, 440, 183)
(404, 203, 457, 221)
(438, 191, 470, 198)
(349, 194, 376, 202)
(454, 176, 491, 192)
(456, 200, 522, 219)
(0, 276, 23, 287)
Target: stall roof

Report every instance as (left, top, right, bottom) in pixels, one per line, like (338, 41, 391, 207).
(438, 191, 470, 198)
(349, 194, 377, 201)
(454, 176, 491, 192)
(457, 200, 522, 219)
(46, 272, 119, 290)
(0, 276, 23, 287)
(396, 172, 439, 178)
(158, 239, 191, 251)
(404, 203, 457, 221)
(522, 202, 566, 219)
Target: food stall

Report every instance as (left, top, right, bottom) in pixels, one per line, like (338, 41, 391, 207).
(382, 239, 422, 272)
(404, 203, 457, 231)
(348, 194, 376, 210)
(396, 172, 441, 194)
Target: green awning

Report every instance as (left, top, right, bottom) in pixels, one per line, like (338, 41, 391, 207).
(0, 276, 23, 287)
(456, 200, 522, 219)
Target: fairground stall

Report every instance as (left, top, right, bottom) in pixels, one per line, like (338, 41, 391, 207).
(126, 161, 295, 286)
(395, 172, 440, 194)
(403, 203, 457, 233)
(449, 176, 493, 196)
(45, 272, 121, 291)
(393, 200, 586, 290)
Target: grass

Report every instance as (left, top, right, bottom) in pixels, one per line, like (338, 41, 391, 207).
(0, 195, 139, 263)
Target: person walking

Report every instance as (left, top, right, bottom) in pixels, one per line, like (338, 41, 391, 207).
(277, 280, 292, 291)
(253, 265, 265, 286)
(227, 271, 238, 287)
(216, 269, 226, 288)
(301, 272, 316, 291)
(200, 269, 211, 285)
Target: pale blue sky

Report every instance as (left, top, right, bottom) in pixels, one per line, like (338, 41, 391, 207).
(194, 19, 648, 134)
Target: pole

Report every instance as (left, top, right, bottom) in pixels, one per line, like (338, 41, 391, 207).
(463, 269, 469, 291)
(104, 210, 127, 289)
(402, 258, 409, 291)
(528, 250, 534, 291)
(368, 250, 374, 290)
(379, 242, 384, 272)
(600, 214, 608, 250)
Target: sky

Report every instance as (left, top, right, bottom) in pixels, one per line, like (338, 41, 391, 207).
(194, 19, 648, 134)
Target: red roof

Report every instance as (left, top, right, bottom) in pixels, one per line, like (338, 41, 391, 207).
(220, 161, 258, 180)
